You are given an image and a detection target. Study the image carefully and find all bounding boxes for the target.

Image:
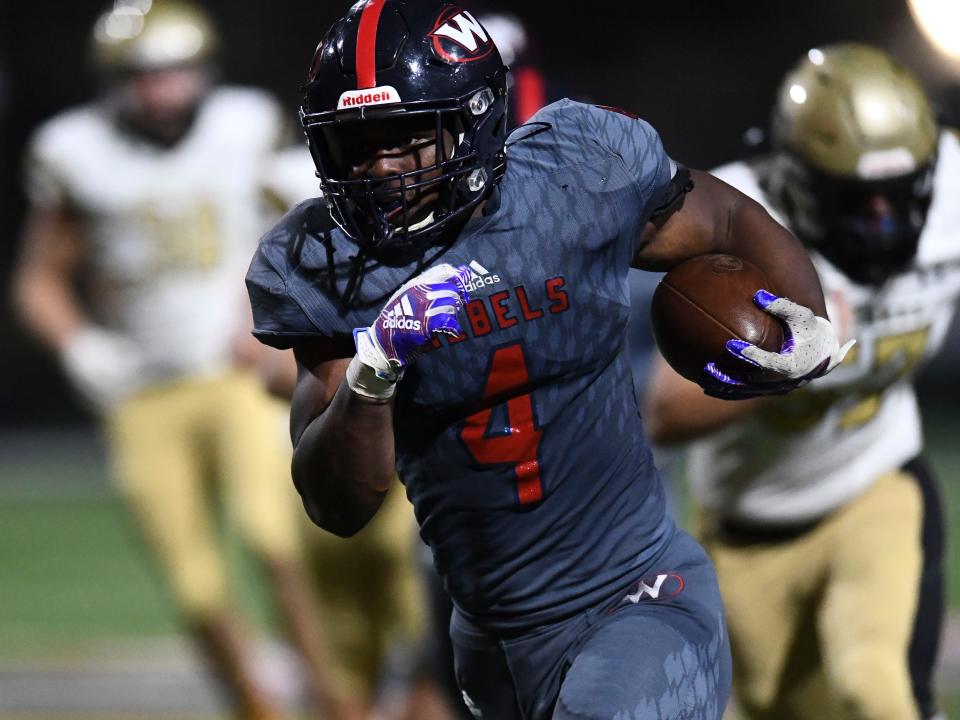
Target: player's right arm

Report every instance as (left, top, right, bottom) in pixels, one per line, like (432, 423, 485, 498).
(14, 203, 147, 410)
(14, 122, 91, 353)
(14, 126, 146, 411)
(277, 264, 472, 537)
(12, 204, 88, 352)
(288, 342, 396, 537)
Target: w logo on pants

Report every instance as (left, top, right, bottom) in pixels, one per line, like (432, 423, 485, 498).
(621, 573, 685, 604)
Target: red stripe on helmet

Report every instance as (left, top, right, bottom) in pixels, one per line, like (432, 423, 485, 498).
(356, 0, 387, 89)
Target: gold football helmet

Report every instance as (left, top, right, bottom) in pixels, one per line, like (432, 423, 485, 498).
(92, 0, 218, 73)
(766, 43, 937, 285)
(91, 1, 218, 145)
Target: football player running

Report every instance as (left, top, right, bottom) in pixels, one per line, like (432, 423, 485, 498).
(13, 3, 342, 718)
(646, 44, 958, 720)
(246, 2, 849, 718)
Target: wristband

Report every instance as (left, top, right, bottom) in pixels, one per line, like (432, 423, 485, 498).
(345, 355, 400, 402)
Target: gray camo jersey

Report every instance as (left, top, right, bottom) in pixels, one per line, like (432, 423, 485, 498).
(247, 98, 677, 631)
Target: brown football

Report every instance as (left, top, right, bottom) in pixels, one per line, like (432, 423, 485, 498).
(650, 254, 784, 384)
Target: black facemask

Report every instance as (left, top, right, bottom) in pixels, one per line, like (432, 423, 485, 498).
(787, 159, 936, 286)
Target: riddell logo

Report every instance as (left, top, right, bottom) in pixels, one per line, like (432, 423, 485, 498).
(464, 260, 501, 293)
(337, 85, 401, 110)
(382, 295, 422, 332)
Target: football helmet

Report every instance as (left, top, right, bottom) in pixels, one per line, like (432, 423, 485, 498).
(92, 0, 218, 74)
(91, 1, 218, 145)
(767, 43, 938, 285)
(301, 0, 509, 251)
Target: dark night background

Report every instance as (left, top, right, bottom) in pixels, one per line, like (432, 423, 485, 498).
(2, 0, 959, 426)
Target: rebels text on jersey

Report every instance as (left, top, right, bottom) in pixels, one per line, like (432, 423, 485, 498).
(247, 99, 678, 631)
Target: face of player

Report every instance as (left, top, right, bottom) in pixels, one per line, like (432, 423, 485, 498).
(117, 65, 209, 146)
(806, 163, 934, 283)
(831, 186, 916, 237)
(325, 114, 456, 230)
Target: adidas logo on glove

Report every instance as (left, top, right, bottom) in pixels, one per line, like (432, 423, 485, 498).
(381, 296, 423, 332)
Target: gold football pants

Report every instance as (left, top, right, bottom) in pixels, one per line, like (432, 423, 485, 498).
(106, 370, 301, 619)
(303, 482, 425, 700)
(698, 460, 944, 720)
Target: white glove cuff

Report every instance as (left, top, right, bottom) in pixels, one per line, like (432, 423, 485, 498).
(354, 328, 395, 373)
(346, 355, 400, 403)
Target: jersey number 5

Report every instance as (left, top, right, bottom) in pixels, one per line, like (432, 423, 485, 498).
(460, 343, 543, 504)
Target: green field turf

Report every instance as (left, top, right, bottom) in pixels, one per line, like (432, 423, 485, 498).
(926, 407, 960, 609)
(2, 426, 959, 629)
(0, 400, 958, 714)
(0, 432, 275, 660)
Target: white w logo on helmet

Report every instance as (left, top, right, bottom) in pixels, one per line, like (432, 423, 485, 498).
(432, 10, 489, 52)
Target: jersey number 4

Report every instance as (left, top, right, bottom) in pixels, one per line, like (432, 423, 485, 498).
(460, 343, 543, 504)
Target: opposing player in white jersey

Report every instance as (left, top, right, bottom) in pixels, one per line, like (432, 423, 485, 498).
(646, 44, 959, 720)
(12, 3, 342, 718)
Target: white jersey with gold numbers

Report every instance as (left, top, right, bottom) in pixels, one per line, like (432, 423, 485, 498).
(25, 87, 285, 384)
(688, 131, 960, 524)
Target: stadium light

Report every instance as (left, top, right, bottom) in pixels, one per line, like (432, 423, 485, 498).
(907, 0, 960, 60)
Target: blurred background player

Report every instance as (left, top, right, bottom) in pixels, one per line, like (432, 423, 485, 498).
(646, 44, 960, 720)
(11, 2, 341, 717)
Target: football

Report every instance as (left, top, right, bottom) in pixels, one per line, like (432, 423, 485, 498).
(650, 254, 784, 384)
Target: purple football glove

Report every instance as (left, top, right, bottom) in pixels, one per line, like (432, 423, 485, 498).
(701, 289, 855, 400)
(347, 263, 471, 401)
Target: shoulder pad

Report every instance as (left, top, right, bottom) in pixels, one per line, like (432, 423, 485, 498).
(246, 199, 343, 349)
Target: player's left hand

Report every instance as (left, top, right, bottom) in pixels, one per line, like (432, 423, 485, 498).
(701, 289, 856, 399)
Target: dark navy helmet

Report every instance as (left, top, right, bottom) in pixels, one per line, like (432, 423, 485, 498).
(302, 0, 509, 251)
